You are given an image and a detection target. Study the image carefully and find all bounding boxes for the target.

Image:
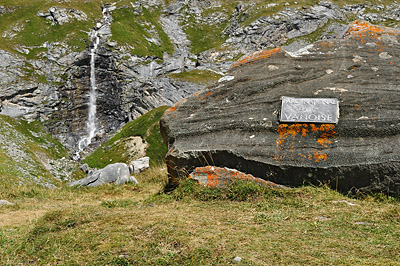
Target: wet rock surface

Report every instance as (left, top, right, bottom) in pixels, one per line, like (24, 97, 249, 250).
(161, 21, 400, 196)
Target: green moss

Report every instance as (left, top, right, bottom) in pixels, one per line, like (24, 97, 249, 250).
(83, 106, 170, 169)
(168, 69, 222, 84)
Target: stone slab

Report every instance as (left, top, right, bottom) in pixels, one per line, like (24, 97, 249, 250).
(280, 97, 339, 123)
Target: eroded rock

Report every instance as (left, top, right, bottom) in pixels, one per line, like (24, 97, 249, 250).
(37, 7, 87, 25)
(129, 157, 150, 174)
(69, 163, 138, 187)
(161, 21, 400, 196)
(189, 166, 284, 188)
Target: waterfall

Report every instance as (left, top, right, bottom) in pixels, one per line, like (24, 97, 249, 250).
(77, 31, 100, 152)
(75, 5, 115, 159)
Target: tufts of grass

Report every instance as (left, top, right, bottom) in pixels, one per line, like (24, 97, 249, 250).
(171, 179, 287, 202)
(83, 106, 169, 169)
(1, 166, 399, 265)
(167, 69, 222, 84)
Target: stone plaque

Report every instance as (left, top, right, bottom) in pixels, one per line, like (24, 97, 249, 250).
(280, 96, 339, 123)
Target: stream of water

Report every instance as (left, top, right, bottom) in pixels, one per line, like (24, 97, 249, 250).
(75, 6, 114, 159)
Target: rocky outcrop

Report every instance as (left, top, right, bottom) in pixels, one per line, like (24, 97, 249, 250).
(69, 162, 138, 187)
(161, 21, 400, 196)
(129, 157, 150, 174)
(189, 166, 284, 188)
(2, 1, 400, 156)
(37, 7, 88, 25)
(48, 43, 125, 149)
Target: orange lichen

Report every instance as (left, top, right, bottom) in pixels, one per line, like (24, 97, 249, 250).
(313, 152, 327, 162)
(189, 166, 279, 188)
(276, 123, 336, 163)
(231, 47, 281, 69)
(164, 98, 187, 115)
(164, 106, 176, 115)
(345, 20, 400, 41)
(318, 41, 334, 50)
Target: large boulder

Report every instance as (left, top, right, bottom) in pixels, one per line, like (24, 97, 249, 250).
(189, 166, 285, 189)
(160, 21, 400, 196)
(69, 163, 138, 187)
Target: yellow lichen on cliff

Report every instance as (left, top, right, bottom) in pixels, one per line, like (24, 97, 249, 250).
(231, 47, 281, 69)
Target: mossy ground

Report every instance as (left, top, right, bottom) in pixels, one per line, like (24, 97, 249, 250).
(83, 106, 169, 169)
(0, 167, 399, 265)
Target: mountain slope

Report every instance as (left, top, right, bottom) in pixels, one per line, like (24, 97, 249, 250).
(0, 115, 68, 189)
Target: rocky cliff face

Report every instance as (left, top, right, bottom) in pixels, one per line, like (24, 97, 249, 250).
(161, 20, 400, 196)
(1, 0, 400, 153)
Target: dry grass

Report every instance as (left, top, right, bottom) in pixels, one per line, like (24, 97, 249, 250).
(0, 165, 399, 265)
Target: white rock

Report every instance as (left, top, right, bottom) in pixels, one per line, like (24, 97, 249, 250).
(130, 157, 150, 174)
(0, 200, 14, 206)
(233, 256, 242, 263)
(379, 52, 392, 59)
(218, 75, 235, 83)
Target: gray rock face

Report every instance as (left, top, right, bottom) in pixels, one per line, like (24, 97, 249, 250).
(2, 1, 400, 155)
(161, 21, 400, 196)
(37, 7, 87, 25)
(69, 163, 138, 187)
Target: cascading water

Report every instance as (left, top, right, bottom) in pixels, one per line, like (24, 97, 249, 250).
(75, 5, 114, 159)
(77, 31, 100, 153)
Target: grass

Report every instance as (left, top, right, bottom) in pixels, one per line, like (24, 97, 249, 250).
(83, 106, 169, 169)
(0, 0, 173, 58)
(110, 6, 173, 59)
(167, 69, 222, 84)
(0, 0, 104, 53)
(0, 166, 399, 265)
(0, 115, 68, 189)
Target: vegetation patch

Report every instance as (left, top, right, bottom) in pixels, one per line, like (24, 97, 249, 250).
(0, 166, 399, 265)
(83, 106, 169, 169)
(110, 6, 173, 59)
(167, 69, 222, 84)
(182, 13, 229, 55)
(0, 115, 67, 190)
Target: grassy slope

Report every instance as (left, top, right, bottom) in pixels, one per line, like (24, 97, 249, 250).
(83, 106, 169, 169)
(0, 169, 399, 265)
(0, 115, 67, 189)
(0, 0, 105, 53)
(110, 6, 173, 59)
(0, 0, 173, 58)
(167, 69, 222, 84)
